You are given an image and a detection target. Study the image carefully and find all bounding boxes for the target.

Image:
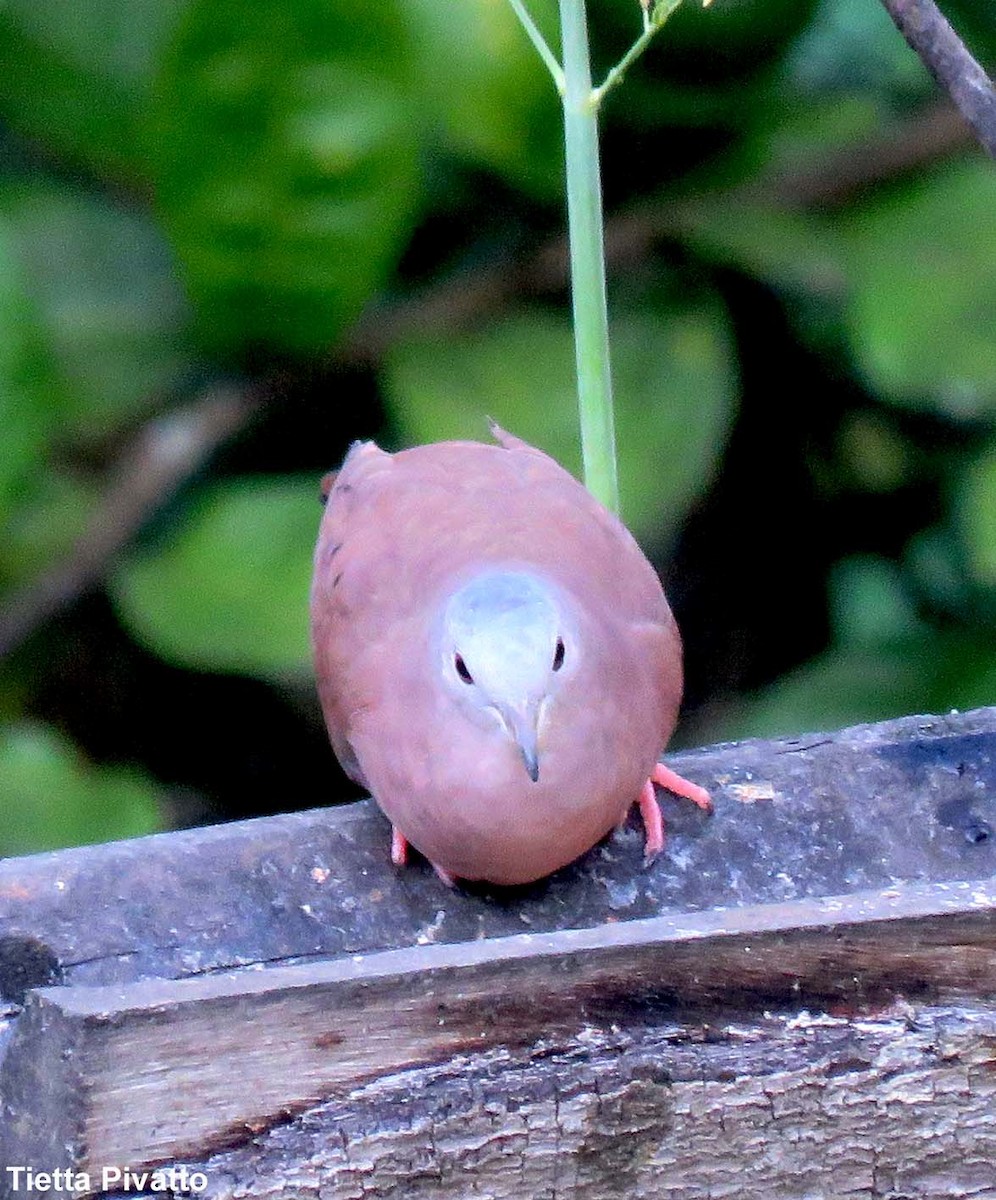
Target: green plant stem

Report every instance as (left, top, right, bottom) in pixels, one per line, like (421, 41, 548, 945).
(559, 0, 619, 514)
(506, 0, 565, 92)
(593, 1, 682, 106)
(506, 0, 685, 513)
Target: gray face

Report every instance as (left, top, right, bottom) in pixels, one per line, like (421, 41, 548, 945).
(439, 570, 572, 782)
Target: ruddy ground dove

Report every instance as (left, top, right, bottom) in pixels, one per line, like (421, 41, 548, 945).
(311, 426, 711, 887)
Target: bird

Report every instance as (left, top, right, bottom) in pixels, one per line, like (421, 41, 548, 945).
(310, 425, 711, 887)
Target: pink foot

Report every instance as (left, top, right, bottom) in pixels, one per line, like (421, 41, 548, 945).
(390, 825, 408, 866)
(391, 825, 459, 887)
(431, 863, 458, 888)
(651, 762, 713, 813)
(633, 763, 713, 865)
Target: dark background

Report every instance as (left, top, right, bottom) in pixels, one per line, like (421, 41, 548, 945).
(1, 0, 995, 855)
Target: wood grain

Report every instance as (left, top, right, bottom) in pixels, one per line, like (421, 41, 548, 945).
(4, 873, 996, 1183)
(189, 1002, 996, 1200)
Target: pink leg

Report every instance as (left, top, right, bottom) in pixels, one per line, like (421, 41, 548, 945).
(390, 825, 408, 866)
(391, 825, 458, 887)
(431, 863, 458, 888)
(651, 762, 713, 812)
(637, 779, 665, 865)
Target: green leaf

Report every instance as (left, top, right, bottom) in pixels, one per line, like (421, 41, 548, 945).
(0, 0, 185, 178)
(0, 723, 161, 856)
(153, 0, 422, 356)
(110, 477, 317, 679)
(651, 0, 684, 32)
(836, 410, 911, 494)
(403, 0, 561, 199)
(828, 555, 920, 646)
(718, 631, 996, 742)
(678, 194, 847, 300)
(728, 642, 930, 739)
(684, 155, 996, 422)
(841, 160, 996, 417)
(956, 447, 996, 587)
(0, 207, 103, 597)
(0, 471, 99, 588)
(707, 550, 994, 743)
(674, 95, 882, 299)
(904, 524, 969, 615)
(0, 217, 59, 515)
(1, 184, 190, 438)
(383, 302, 736, 541)
(786, 0, 931, 96)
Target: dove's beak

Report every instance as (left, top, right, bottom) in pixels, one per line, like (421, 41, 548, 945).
(501, 702, 541, 783)
(519, 734, 540, 783)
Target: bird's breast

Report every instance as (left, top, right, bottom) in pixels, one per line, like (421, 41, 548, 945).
(354, 675, 660, 885)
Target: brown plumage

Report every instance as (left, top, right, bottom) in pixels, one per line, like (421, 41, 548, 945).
(310, 426, 710, 886)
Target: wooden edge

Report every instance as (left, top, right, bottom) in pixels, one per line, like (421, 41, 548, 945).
(35, 872, 996, 1013)
(3, 873, 996, 1188)
(3, 705, 996, 994)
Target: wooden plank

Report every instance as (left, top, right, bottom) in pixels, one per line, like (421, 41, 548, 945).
(1, 707, 995, 998)
(3, 874, 996, 1184)
(181, 1002, 996, 1200)
(3, 707, 996, 1195)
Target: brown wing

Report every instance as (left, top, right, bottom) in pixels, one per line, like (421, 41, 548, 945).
(310, 441, 392, 786)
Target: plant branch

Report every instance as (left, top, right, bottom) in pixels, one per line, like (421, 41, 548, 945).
(0, 388, 256, 660)
(879, 0, 996, 159)
(505, 0, 565, 92)
(593, 0, 683, 106)
(771, 100, 972, 208)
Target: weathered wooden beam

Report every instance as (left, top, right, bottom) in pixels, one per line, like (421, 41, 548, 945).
(3, 873, 996, 1184)
(1, 707, 996, 1197)
(1, 707, 994, 997)
(182, 1001, 996, 1200)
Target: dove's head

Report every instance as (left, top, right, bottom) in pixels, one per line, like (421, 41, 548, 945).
(439, 570, 574, 782)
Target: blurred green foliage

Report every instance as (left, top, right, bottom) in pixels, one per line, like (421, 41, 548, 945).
(0, 722, 161, 856)
(155, 0, 421, 354)
(111, 477, 315, 678)
(384, 302, 735, 539)
(0, 0, 994, 855)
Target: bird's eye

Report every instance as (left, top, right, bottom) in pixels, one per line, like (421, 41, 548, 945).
(454, 654, 474, 684)
(553, 637, 565, 671)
